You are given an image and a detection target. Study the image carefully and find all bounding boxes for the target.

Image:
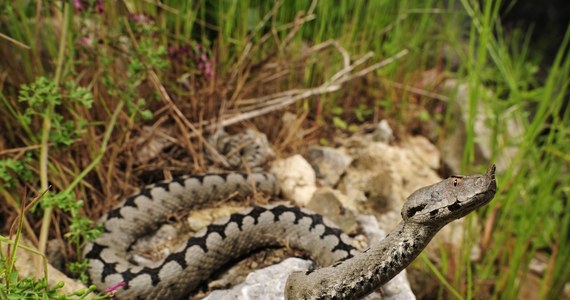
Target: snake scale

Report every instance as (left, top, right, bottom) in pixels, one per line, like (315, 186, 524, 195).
(83, 131, 497, 300)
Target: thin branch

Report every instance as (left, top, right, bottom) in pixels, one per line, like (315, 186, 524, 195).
(382, 78, 449, 102)
(209, 49, 409, 129)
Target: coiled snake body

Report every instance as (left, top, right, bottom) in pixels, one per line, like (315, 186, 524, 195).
(84, 132, 497, 299)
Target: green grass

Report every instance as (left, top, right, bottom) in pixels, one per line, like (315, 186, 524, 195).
(0, 0, 568, 299)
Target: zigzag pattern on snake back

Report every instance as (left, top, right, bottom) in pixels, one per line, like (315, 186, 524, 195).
(83, 172, 357, 299)
(83, 130, 359, 299)
(84, 129, 497, 300)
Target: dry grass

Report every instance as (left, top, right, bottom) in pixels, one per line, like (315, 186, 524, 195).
(1, 1, 568, 299)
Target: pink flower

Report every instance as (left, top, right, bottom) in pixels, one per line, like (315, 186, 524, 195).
(106, 281, 126, 295)
(95, 0, 104, 14)
(72, 0, 83, 12)
(194, 46, 213, 78)
(129, 13, 154, 25)
(73, 0, 104, 14)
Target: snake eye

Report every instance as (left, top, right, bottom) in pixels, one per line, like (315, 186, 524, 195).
(453, 179, 458, 187)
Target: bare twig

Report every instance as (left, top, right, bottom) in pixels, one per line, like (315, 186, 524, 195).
(208, 48, 409, 129)
(148, 71, 229, 167)
(0, 33, 31, 50)
(348, 49, 409, 81)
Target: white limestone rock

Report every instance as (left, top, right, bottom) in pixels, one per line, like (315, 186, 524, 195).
(270, 155, 317, 206)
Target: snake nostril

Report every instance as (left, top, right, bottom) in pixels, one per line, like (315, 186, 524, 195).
(448, 201, 461, 211)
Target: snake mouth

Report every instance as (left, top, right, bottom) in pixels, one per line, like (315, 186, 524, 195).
(468, 180, 497, 210)
(455, 165, 497, 213)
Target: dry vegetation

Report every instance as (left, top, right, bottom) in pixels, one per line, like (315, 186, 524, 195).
(0, 1, 568, 299)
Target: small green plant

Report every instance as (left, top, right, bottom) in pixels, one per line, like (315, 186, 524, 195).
(0, 156, 33, 189)
(354, 104, 373, 122)
(18, 77, 92, 147)
(0, 190, 104, 299)
(0, 274, 63, 299)
(34, 191, 103, 283)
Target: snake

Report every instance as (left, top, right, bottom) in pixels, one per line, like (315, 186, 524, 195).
(83, 131, 497, 300)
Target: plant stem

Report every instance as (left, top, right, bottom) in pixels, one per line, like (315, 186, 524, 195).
(37, 2, 70, 259)
(65, 101, 124, 194)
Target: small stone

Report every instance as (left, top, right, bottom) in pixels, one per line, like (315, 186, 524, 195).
(528, 252, 548, 274)
(270, 155, 317, 206)
(307, 188, 358, 234)
(372, 119, 394, 143)
(357, 214, 386, 244)
(306, 146, 353, 186)
(204, 258, 313, 300)
(1, 237, 88, 295)
(339, 141, 441, 216)
(381, 269, 417, 300)
(46, 239, 65, 272)
(402, 135, 441, 170)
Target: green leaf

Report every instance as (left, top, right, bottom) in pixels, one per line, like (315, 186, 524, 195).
(332, 116, 347, 129)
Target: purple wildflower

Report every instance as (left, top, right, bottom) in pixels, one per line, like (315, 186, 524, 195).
(72, 0, 84, 12)
(168, 44, 192, 61)
(194, 45, 213, 78)
(73, 0, 104, 14)
(435, 103, 444, 114)
(129, 13, 154, 25)
(167, 44, 214, 78)
(105, 281, 126, 294)
(95, 0, 104, 14)
(78, 36, 94, 47)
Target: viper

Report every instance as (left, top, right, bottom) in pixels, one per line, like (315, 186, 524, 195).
(83, 131, 497, 299)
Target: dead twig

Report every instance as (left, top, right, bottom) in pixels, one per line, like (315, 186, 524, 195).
(381, 78, 450, 102)
(210, 48, 409, 129)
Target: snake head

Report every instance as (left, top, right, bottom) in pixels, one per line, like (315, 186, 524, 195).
(401, 164, 497, 225)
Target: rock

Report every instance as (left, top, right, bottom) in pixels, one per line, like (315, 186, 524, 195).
(528, 252, 548, 274)
(281, 112, 305, 141)
(372, 119, 395, 144)
(306, 188, 358, 234)
(306, 146, 353, 186)
(339, 136, 470, 255)
(204, 255, 389, 300)
(270, 155, 317, 206)
(1, 237, 91, 297)
(185, 205, 247, 232)
(338, 139, 441, 221)
(46, 239, 66, 272)
(357, 215, 386, 246)
(204, 258, 313, 300)
(401, 135, 440, 171)
(381, 269, 417, 300)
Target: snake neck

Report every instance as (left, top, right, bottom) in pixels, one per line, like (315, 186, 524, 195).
(286, 221, 441, 300)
